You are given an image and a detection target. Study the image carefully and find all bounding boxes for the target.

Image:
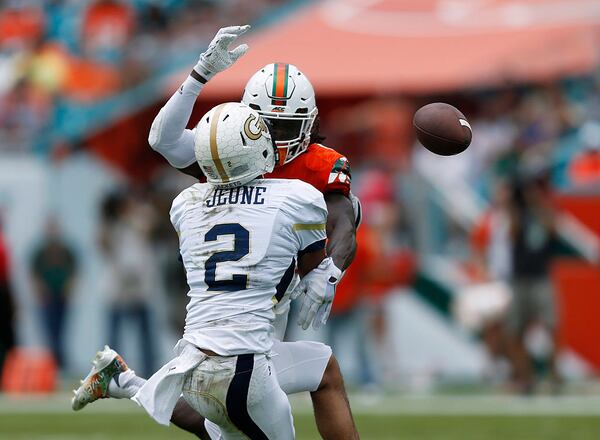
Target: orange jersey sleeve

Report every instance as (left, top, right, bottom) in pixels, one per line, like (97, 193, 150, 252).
(266, 144, 351, 196)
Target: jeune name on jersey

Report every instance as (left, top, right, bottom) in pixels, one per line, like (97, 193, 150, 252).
(205, 186, 267, 207)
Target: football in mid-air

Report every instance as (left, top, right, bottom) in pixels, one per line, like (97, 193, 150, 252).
(413, 103, 472, 156)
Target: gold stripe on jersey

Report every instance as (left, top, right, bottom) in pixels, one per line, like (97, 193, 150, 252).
(293, 223, 326, 231)
(210, 104, 230, 183)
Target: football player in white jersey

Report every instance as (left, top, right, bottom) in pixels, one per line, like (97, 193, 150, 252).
(72, 103, 359, 439)
(72, 26, 359, 440)
(76, 103, 335, 439)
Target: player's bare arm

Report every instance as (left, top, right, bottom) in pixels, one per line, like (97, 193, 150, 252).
(298, 247, 327, 277)
(291, 191, 356, 331)
(324, 192, 357, 271)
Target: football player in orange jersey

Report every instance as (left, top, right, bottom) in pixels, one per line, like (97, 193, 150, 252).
(73, 26, 359, 440)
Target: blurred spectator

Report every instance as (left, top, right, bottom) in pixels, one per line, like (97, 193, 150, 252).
(98, 190, 158, 378)
(0, 4, 45, 48)
(327, 225, 377, 387)
(359, 171, 416, 303)
(357, 170, 417, 383)
(505, 172, 562, 393)
(471, 172, 564, 392)
(30, 217, 77, 369)
(0, 77, 52, 151)
(0, 219, 16, 379)
(470, 180, 515, 385)
(472, 180, 513, 282)
(81, 0, 135, 65)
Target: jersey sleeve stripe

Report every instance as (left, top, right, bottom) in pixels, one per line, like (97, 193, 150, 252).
(293, 223, 326, 231)
(209, 104, 230, 183)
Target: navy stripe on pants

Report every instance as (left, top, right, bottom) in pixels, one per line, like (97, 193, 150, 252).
(225, 354, 269, 440)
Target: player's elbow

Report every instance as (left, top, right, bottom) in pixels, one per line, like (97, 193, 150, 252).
(148, 109, 167, 152)
(148, 133, 158, 151)
(148, 117, 161, 151)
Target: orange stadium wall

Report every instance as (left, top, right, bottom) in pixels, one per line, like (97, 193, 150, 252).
(555, 195, 600, 236)
(553, 261, 600, 371)
(552, 195, 600, 372)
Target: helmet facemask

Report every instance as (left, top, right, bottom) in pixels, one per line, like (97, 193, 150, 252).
(259, 107, 317, 165)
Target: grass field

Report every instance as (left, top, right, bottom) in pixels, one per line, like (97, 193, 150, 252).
(2, 394, 600, 439)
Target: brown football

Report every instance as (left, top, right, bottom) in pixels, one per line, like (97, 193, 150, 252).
(413, 103, 472, 156)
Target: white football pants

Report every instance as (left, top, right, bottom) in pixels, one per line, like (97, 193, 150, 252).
(203, 340, 332, 439)
(183, 353, 294, 440)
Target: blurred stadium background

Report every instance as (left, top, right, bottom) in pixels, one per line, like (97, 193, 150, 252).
(1, 0, 600, 439)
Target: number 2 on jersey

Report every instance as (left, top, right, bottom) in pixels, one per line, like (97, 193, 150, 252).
(204, 223, 249, 291)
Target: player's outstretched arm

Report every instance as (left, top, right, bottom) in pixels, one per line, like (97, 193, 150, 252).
(324, 192, 357, 271)
(292, 193, 356, 329)
(148, 25, 250, 178)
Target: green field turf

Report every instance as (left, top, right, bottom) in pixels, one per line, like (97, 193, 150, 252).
(2, 412, 600, 440)
(2, 394, 600, 439)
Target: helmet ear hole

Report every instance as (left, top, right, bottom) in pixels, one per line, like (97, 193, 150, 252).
(262, 150, 268, 158)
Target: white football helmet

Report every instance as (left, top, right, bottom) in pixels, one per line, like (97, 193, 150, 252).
(242, 63, 318, 165)
(194, 102, 277, 188)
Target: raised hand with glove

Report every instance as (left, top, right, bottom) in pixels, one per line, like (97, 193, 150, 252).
(291, 257, 342, 330)
(192, 25, 250, 83)
(148, 25, 250, 169)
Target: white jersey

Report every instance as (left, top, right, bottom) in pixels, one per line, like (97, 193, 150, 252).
(170, 178, 327, 356)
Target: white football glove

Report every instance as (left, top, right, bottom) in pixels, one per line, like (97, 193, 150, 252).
(291, 257, 342, 330)
(194, 25, 250, 81)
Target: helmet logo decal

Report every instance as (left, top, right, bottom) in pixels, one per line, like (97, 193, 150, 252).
(243, 114, 268, 140)
(209, 104, 230, 183)
(271, 63, 289, 106)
